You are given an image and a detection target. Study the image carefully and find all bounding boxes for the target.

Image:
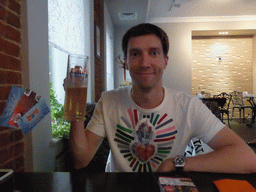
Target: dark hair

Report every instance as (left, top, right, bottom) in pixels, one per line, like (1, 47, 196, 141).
(122, 23, 169, 58)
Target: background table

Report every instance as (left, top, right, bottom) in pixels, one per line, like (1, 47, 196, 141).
(14, 171, 256, 192)
(202, 98, 227, 108)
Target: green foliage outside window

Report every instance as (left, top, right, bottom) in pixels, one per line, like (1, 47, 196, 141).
(49, 82, 70, 138)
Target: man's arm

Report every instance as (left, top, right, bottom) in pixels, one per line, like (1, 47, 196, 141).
(69, 121, 104, 170)
(157, 126, 256, 173)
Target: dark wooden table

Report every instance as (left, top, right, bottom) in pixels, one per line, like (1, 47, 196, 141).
(14, 171, 256, 192)
(202, 98, 227, 108)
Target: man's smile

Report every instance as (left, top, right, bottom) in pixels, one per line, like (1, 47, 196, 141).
(136, 71, 155, 76)
(138, 73, 153, 76)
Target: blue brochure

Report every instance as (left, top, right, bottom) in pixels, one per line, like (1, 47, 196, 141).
(0, 86, 50, 134)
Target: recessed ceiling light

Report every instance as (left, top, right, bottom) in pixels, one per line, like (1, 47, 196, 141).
(219, 32, 228, 35)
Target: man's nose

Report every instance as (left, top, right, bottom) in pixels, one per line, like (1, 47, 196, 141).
(140, 54, 151, 67)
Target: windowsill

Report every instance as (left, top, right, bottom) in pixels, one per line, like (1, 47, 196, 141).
(49, 137, 68, 147)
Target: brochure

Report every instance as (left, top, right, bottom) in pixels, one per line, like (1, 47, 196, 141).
(158, 176, 199, 192)
(0, 86, 50, 134)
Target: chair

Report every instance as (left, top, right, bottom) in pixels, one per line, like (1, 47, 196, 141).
(201, 99, 221, 120)
(231, 91, 253, 123)
(216, 92, 231, 128)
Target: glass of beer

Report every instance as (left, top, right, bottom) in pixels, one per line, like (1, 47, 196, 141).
(64, 54, 89, 121)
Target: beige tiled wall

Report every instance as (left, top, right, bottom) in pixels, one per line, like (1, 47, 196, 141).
(192, 37, 253, 96)
(192, 37, 253, 118)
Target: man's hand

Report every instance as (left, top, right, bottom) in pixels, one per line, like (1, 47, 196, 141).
(156, 158, 175, 172)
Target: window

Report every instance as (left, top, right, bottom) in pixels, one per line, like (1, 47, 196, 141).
(48, 0, 92, 138)
(106, 25, 114, 91)
(48, 0, 91, 103)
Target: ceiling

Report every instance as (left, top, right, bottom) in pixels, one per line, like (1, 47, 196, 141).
(105, 0, 256, 36)
(105, 0, 149, 28)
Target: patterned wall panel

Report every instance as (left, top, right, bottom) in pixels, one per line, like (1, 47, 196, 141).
(192, 37, 253, 97)
(192, 37, 253, 118)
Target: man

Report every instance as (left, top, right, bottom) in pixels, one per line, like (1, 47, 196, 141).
(69, 23, 256, 173)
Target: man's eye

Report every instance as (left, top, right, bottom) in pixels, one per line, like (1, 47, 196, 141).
(152, 51, 159, 56)
(131, 52, 138, 57)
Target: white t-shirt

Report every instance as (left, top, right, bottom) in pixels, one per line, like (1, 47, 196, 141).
(86, 86, 225, 172)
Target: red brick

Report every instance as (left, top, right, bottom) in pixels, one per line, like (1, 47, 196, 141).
(17, 167, 25, 172)
(5, 24, 21, 43)
(0, 53, 9, 68)
(8, 0, 20, 15)
(6, 71, 22, 84)
(0, 70, 6, 84)
(0, 53, 21, 71)
(6, 10, 20, 28)
(4, 39, 20, 57)
(0, 148, 10, 164)
(0, 37, 4, 51)
(0, 21, 5, 36)
(0, 126, 8, 131)
(0, 128, 6, 133)
(13, 141, 24, 156)
(12, 129, 23, 142)
(0, 5, 6, 21)
(0, 86, 12, 100)
(0, 0, 8, 6)
(0, 160, 14, 169)
(14, 155, 24, 171)
(0, 130, 11, 148)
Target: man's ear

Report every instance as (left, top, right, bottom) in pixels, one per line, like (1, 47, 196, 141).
(164, 55, 169, 69)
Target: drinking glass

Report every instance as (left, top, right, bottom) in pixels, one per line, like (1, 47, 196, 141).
(64, 54, 89, 121)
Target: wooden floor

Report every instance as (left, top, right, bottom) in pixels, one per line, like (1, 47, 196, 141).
(223, 118, 256, 153)
(224, 118, 256, 143)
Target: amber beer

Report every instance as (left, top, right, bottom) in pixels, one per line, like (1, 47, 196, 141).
(64, 54, 89, 121)
(64, 87, 87, 121)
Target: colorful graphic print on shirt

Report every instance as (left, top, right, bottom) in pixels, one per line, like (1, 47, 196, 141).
(114, 108, 177, 172)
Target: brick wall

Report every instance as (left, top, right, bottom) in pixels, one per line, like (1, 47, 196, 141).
(192, 36, 253, 118)
(192, 36, 253, 95)
(0, 0, 25, 172)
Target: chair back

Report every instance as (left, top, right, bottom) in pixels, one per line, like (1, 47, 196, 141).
(216, 92, 231, 110)
(231, 91, 244, 107)
(226, 94, 232, 108)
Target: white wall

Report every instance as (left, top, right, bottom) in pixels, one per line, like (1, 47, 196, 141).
(156, 23, 192, 93)
(148, 0, 256, 20)
(104, 2, 115, 90)
(153, 21, 256, 94)
(21, 0, 55, 172)
(113, 26, 131, 88)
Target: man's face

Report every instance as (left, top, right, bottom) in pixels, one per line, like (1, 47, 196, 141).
(125, 34, 168, 90)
